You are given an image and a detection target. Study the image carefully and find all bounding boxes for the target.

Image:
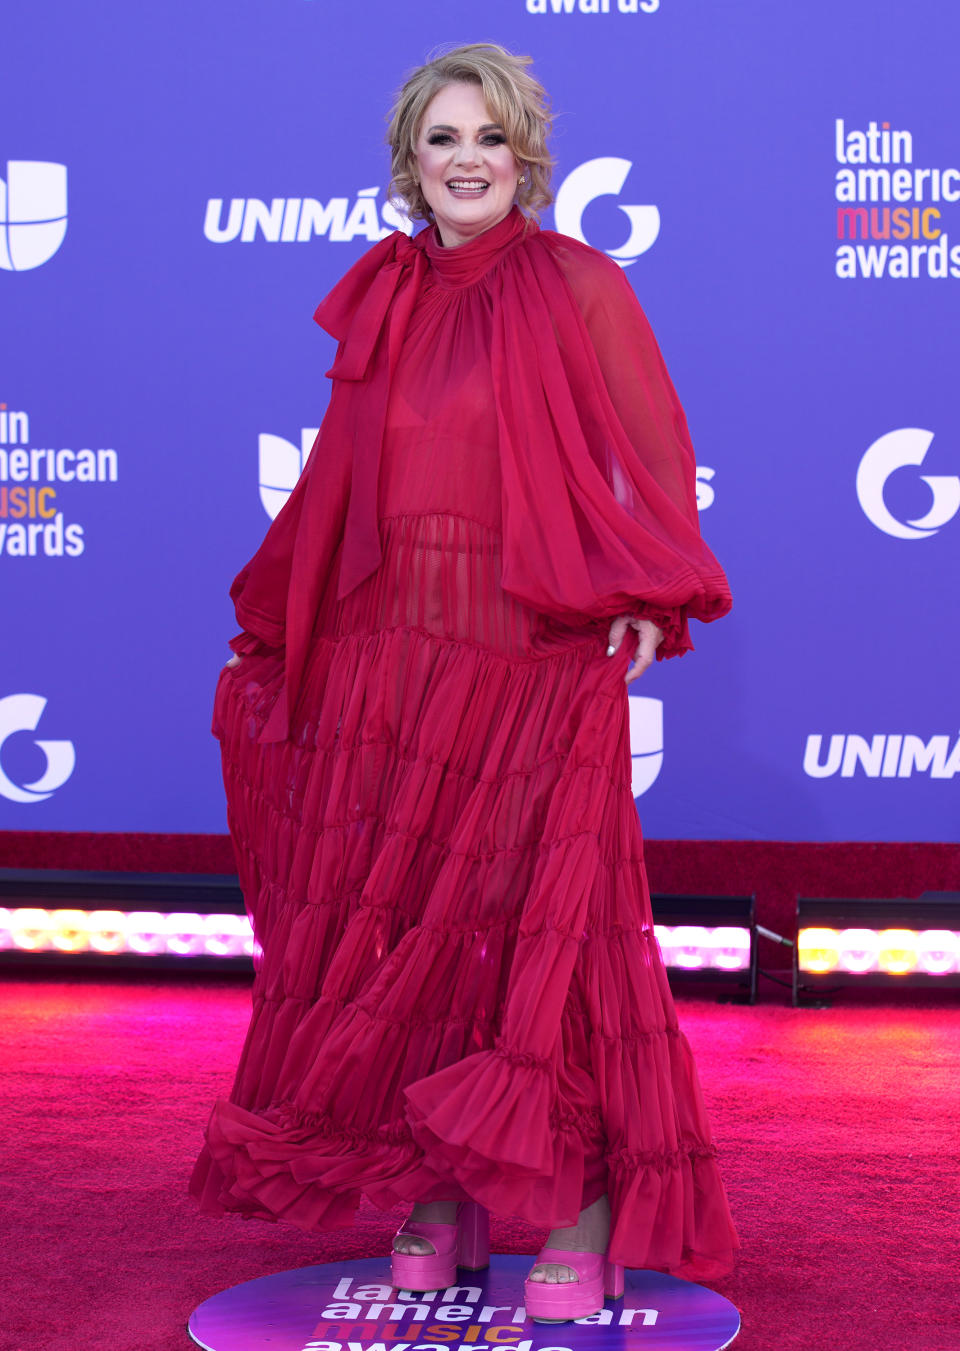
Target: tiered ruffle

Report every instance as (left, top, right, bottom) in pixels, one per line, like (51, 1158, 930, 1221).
(190, 513, 737, 1278)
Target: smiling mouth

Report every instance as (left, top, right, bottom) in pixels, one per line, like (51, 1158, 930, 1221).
(446, 179, 490, 196)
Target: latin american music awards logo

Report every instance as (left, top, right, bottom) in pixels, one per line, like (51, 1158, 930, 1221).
(834, 120, 960, 280)
(0, 162, 68, 271)
(524, 0, 662, 13)
(0, 403, 119, 558)
(187, 1254, 742, 1351)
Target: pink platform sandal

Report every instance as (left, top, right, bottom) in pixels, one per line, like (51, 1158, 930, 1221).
(523, 1247, 625, 1322)
(391, 1201, 490, 1292)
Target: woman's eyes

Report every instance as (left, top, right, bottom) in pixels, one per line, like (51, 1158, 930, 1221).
(425, 133, 507, 147)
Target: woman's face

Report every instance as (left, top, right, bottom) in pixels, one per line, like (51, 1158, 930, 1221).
(412, 82, 523, 247)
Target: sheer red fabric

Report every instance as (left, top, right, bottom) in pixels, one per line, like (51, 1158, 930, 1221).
(189, 207, 739, 1278)
(231, 207, 730, 742)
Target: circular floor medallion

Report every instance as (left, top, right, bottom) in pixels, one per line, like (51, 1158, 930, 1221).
(188, 1255, 739, 1351)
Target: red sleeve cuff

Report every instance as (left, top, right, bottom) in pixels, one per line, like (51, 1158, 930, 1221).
(227, 631, 281, 659)
(629, 604, 694, 660)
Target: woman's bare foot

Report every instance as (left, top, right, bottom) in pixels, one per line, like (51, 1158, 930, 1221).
(527, 1194, 611, 1284)
(393, 1200, 459, 1256)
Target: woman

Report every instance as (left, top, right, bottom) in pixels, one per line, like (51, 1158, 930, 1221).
(190, 42, 738, 1320)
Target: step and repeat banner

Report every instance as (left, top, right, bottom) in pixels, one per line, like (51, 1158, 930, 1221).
(2, 1, 958, 840)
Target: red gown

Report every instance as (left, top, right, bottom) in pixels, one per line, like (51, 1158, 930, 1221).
(189, 206, 738, 1279)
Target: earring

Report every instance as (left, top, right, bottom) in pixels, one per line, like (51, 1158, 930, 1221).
(518, 174, 526, 185)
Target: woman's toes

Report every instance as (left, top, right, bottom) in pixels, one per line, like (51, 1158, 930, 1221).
(529, 1262, 576, 1283)
(394, 1235, 434, 1256)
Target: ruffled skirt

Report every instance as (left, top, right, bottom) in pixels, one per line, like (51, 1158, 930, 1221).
(189, 513, 738, 1278)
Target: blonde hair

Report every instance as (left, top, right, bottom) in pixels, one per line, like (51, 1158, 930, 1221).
(386, 43, 554, 225)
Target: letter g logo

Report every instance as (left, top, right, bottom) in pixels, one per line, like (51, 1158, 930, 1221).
(554, 158, 660, 267)
(0, 694, 76, 804)
(856, 429, 960, 539)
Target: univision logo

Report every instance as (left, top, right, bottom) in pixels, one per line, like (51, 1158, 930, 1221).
(258, 430, 713, 522)
(629, 695, 663, 796)
(259, 428, 319, 520)
(804, 733, 960, 779)
(205, 190, 409, 244)
(0, 694, 75, 803)
(258, 434, 665, 794)
(0, 162, 68, 271)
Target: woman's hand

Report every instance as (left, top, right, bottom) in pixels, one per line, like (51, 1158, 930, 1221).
(225, 654, 243, 669)
(606, 615, 664, 683)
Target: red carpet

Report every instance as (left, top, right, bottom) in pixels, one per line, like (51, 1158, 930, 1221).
(2, 974, 958, 1351)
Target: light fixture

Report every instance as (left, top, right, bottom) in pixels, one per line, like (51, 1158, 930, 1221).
(1, 870, 781, 1003)
(795, 893, 960, 1001)
(650, 894, 760, 1001)
(0, 869, 252, 971)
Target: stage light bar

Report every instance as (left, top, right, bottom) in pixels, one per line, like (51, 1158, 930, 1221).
(650, 894, 758, 1001)
(0, 869, 251, 971)
(798, 926, 960, 976)
(0, 907, 255, 960)
(0, 907, 752, 976)
(796, 894, 960, 999)
(0, 870, 762, 995)
(653, 924, 752, 972)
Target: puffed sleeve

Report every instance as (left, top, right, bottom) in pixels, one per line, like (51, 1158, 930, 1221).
(492, 232, 731, 657)
(228, 338, 353, 654)
(553, 239, 728, 657)
(228, 437, 316, 650)
(226, 630, 280, 660)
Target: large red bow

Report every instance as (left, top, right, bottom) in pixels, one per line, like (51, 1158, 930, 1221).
(315, 230, 427, 600)
(255, 231, 426, 742)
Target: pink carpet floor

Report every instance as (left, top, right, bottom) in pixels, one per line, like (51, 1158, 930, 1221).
(1, 973, 958, 1351)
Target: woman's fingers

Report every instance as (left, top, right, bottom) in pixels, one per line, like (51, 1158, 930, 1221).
(623, 620, 664, 683)
(225, 654, 243, 669)
(609, 616, 664, 679)
(606, 614, 629, 655)
(624, 630, 655, 683)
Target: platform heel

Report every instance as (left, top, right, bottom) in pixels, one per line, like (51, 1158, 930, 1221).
(604, 1257, 625, 1299)
(391, 1200, 490, 1292)
(457, 1201, 490, 1271)
(524, 1247, 625, 1322)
